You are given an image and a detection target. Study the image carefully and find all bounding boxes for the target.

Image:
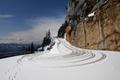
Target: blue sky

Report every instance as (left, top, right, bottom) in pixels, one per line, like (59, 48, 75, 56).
(0, 0, 67, 38)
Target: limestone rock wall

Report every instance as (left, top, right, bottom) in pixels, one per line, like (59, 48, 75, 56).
(64, 0, 120, 51)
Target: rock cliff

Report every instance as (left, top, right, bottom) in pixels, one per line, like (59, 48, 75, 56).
(58, 0, 120, 51)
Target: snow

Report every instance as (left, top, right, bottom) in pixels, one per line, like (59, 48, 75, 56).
(88, 12, 95, 17)
(0, 38, 120, 80)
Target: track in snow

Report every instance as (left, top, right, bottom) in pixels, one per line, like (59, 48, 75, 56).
(17, 38, 106, 68)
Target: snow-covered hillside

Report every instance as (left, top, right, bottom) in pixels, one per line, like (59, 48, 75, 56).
(0, 38, 120, 80)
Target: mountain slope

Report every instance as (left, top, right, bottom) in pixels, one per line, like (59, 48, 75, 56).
(0, 38, 120, 80)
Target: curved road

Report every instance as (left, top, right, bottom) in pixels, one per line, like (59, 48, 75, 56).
(0, 38, 120, 80)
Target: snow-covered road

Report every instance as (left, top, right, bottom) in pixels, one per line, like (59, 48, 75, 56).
(0, 38, 120, 80)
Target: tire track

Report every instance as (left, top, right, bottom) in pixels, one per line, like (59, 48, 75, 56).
(15, 38, 107, 69)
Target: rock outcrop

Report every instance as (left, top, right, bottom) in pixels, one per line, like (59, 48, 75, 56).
(58, 0, 120, 51)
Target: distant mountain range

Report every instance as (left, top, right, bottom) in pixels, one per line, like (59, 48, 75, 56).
(0, 43, 41, 59)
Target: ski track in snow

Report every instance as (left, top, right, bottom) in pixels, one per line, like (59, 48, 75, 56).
(1, 38, 108, 80)
(16, 38, 106, 68)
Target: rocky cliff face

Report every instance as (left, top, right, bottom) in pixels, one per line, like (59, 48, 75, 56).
(58, 0, 120, 51)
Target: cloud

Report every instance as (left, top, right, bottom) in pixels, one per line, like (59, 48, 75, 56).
(0, 14, 14, 19)
(0, 16, 64, 43)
